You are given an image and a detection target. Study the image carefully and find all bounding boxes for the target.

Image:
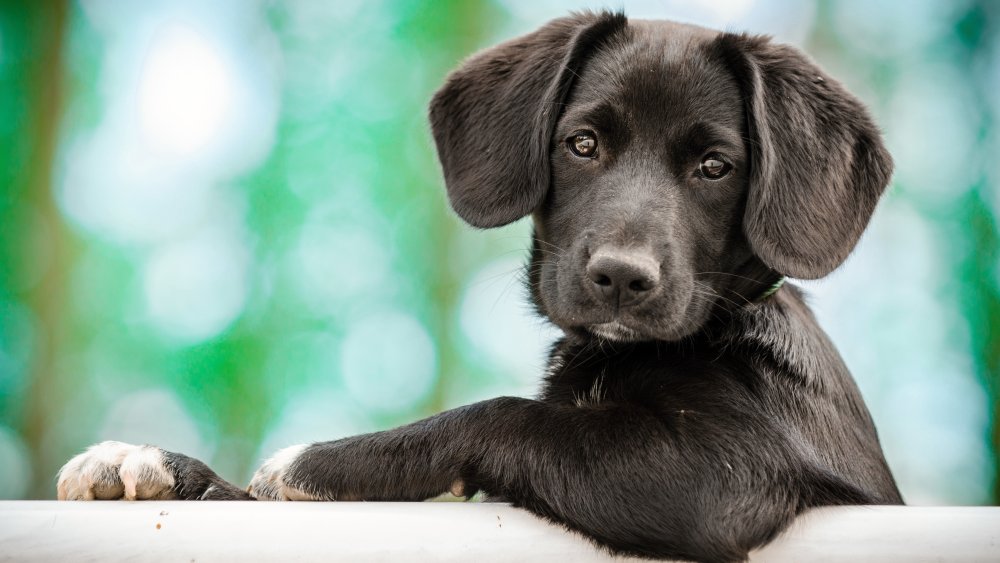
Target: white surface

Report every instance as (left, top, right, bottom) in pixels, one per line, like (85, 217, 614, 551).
(0, 502, 998, 562)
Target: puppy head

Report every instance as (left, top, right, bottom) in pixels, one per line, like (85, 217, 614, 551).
(430, 12, 892, 342)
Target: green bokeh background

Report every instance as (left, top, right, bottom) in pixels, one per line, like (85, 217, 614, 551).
(0, 0, 997, 504)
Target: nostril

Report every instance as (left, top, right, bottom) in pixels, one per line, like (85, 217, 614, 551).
(628, 279, 652, 292)
(595, 274, 612, 287)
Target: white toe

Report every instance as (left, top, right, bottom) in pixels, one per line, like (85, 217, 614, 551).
(119, 445, 175, 500)
(249, 444, 320, 501)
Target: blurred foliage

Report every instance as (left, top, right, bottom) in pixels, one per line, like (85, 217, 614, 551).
(0, 0, 997, 504)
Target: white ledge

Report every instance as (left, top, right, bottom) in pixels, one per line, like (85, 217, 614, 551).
(0, 502, 998, 562)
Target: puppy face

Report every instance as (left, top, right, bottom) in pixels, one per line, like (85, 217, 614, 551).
(533, 25, 753, 341)
(430, 13, 892, 343)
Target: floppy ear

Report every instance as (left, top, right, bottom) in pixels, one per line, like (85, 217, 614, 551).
(713, 34, 893, 279)
(429, 11, 627, 228)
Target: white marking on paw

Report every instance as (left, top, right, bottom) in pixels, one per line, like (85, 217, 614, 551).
(57, 441, 175, 501)
(248, 444, 321, 501)
(119, 445, 175, 500)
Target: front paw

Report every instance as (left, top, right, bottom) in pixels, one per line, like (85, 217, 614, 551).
(248, 444, 326, 501)
(57, 441, 175, 500)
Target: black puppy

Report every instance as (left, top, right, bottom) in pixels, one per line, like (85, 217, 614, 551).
(58, 12, 902, 562)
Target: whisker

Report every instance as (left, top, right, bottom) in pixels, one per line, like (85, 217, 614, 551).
(693, 271, 770, 284)
(533, 239, 567, 253)
(693, 281, 750, 309)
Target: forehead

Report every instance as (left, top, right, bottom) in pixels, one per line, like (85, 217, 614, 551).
(567, 21, 743, 134)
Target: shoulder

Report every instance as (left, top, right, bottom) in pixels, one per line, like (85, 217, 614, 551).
(719, 284, 852, 389)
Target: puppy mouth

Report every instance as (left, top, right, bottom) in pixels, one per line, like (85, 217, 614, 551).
(560, 289, 704, 343)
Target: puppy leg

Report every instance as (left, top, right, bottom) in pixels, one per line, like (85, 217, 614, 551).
(244, 397, 798, 561)
(248, 439, 466, 502)
(58, 441, 251, 501)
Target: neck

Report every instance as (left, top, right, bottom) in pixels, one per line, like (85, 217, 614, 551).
(721, 256, 785, 306)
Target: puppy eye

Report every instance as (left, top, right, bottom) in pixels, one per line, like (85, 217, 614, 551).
(699, 153, 732, 179)
(568, 132, 598, 158)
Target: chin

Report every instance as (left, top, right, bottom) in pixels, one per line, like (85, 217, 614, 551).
(587, 321, 646, 342)
(553, 286, 713, 344)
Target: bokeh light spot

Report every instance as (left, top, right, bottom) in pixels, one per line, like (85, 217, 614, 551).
(341, 311, 437, 413)
(458, 257, 560, 389)
(142, 228, 250, 343)
(98, 387, 214, 462)
(888, 67, 978, 202)
(254, 387, 372, 481)
(292, 219, 392, 314)
(832, 0, 954, 57)
(137, 23, 234, 156)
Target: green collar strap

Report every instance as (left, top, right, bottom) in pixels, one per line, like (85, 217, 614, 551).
(753, 276, 786, 303)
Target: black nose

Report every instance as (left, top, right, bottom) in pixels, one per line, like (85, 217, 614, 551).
(586, 248, 661, 307)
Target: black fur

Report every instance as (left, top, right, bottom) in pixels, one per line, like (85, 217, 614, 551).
(96, 12, 904, 563)
(162, 451, 251, 500)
